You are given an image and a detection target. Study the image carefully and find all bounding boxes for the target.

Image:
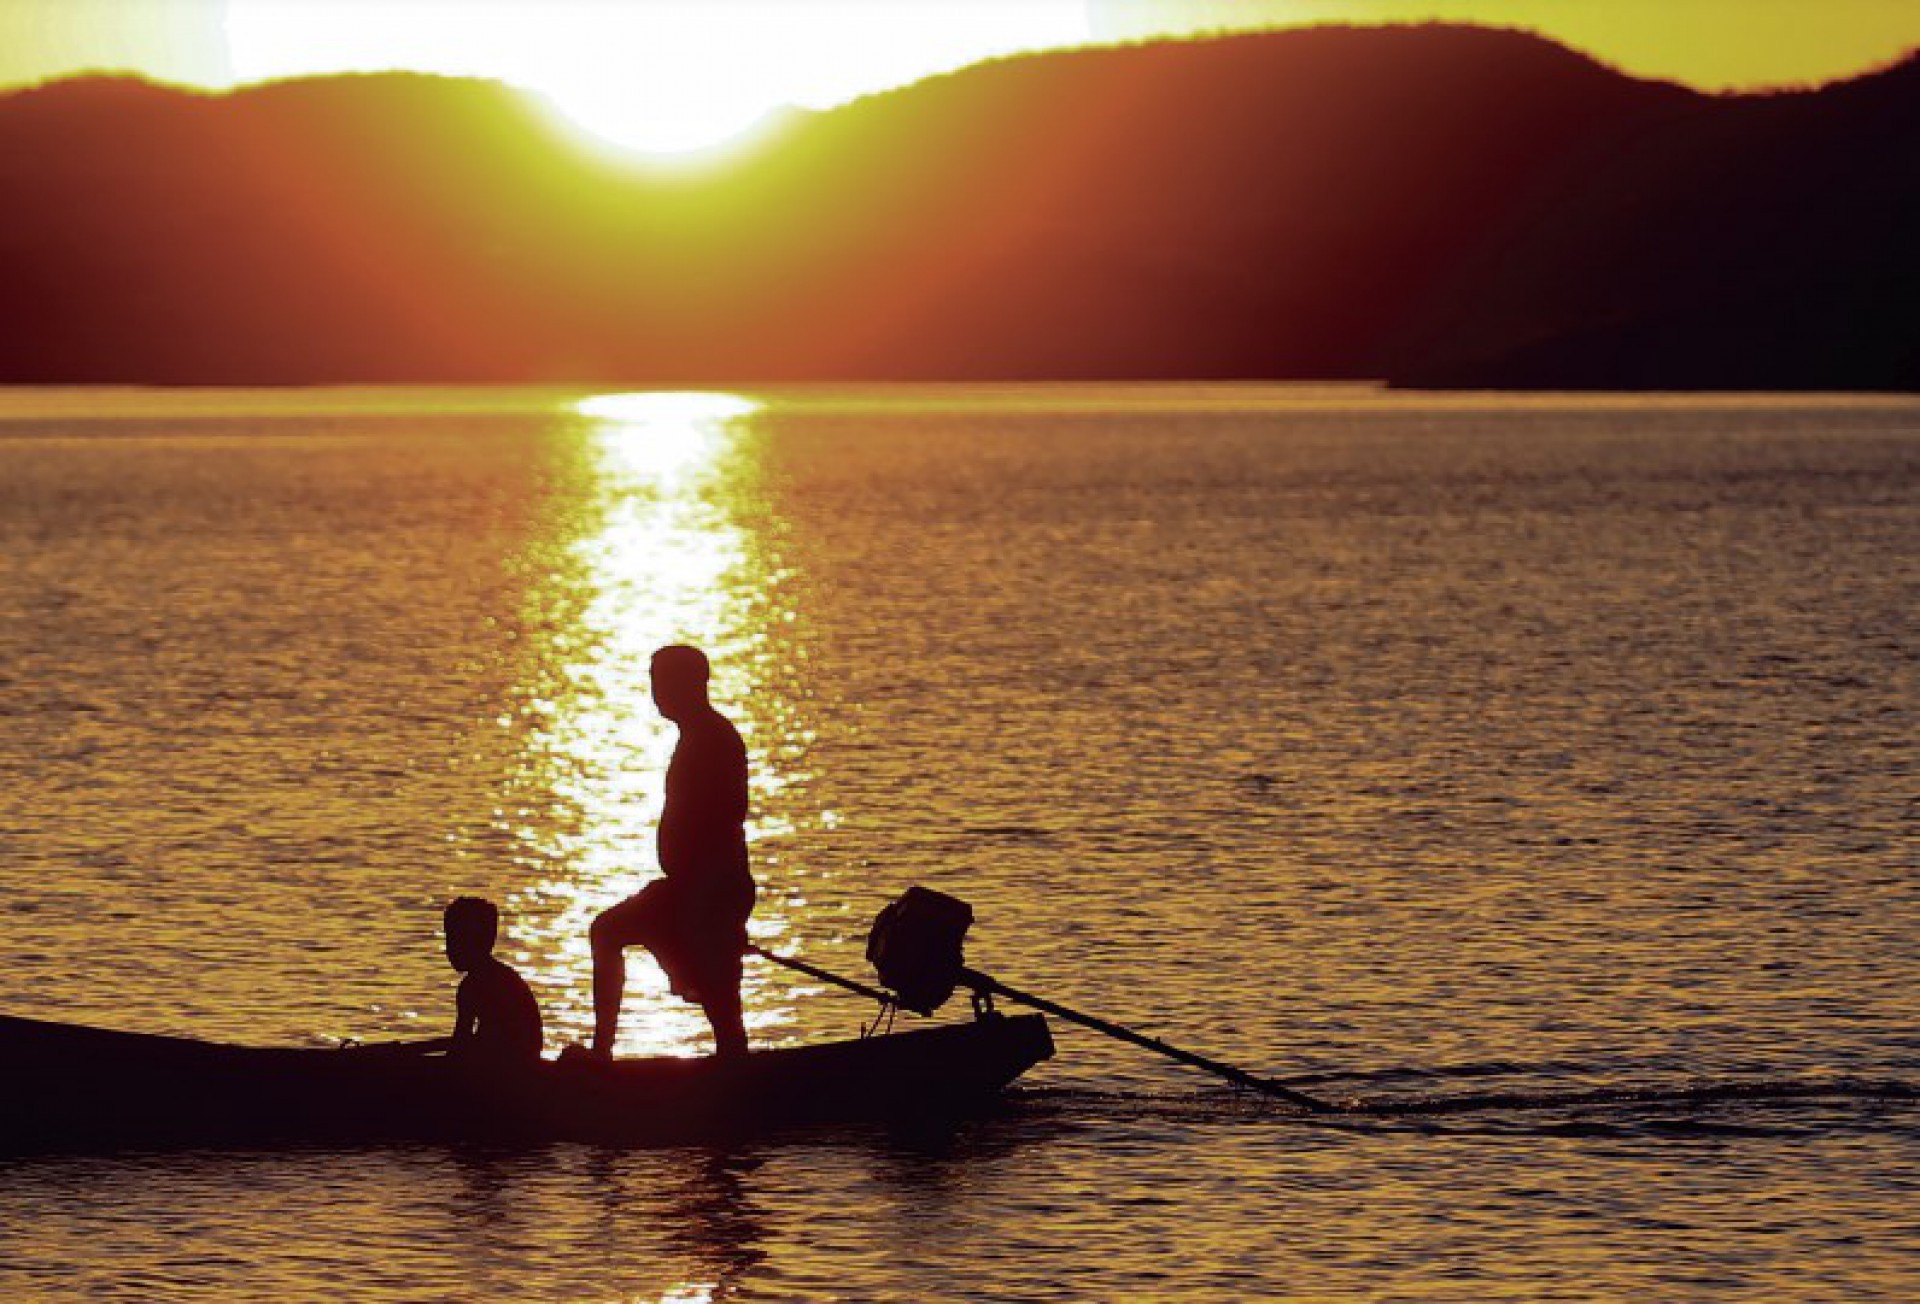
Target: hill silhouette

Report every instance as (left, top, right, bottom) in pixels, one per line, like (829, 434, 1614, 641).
(1, 25, 1914, 388)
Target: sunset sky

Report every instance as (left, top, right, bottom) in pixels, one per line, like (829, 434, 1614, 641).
(3, 0, 1917, 152)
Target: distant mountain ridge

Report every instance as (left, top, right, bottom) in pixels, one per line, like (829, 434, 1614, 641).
(2, 25, 1915, 388)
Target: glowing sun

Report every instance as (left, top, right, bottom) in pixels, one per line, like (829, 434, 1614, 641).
(224, 0, 1091, 156)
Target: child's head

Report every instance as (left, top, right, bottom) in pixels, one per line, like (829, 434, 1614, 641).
(443, 896, 499, 972)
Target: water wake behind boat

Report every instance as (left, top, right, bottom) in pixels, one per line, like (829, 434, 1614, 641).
(1015, 1072, 1919, 1135)
(1343, 1074, 1920, 1117)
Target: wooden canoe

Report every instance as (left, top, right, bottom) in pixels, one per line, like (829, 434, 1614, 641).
(0, 1010, 1053, 1152)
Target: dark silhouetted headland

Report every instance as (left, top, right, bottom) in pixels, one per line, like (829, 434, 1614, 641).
(2, 25, 1914, 389)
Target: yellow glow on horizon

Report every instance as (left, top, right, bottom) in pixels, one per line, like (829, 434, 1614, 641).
(224, 0, 1091, 155)
(5, 0, 1916, 124)
(1105, 1, 1920, 92)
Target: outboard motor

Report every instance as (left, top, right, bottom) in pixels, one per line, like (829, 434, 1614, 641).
(866, 886, 973, 1015)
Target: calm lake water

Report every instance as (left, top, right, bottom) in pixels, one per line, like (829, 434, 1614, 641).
(1, 385, 1916, 1300)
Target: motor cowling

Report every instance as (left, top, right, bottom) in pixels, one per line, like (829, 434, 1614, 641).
(866, 886, 974, 1015)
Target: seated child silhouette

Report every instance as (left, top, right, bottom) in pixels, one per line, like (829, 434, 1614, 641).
(443, 896, 544, 1066)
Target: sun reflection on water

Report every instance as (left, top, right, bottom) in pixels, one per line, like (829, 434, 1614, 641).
(653, 1287, 717, 1304)
(502, 391, 800, 1058)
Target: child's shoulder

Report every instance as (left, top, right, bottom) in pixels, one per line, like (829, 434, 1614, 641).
(472, 955, 533, 993)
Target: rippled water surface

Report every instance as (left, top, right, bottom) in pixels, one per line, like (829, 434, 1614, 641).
(2, 386, 1916, 1300)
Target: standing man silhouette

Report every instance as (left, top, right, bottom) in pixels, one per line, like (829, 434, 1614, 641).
(590, 645, 755, 1059)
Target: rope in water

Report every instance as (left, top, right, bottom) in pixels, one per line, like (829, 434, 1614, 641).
(747, 944, 1336, 1113)
(957, 967, 1336, 1113)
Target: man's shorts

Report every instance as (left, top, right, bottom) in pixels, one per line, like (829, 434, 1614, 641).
(596, 876, 753, 1004)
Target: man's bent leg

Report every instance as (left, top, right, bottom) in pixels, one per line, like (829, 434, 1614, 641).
(589, 893, 658, 1058)
(589, 911, 625, 1057)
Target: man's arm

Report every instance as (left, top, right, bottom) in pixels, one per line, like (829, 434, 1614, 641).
(696, 715, 750, 828)
(660, 718, 750, 868)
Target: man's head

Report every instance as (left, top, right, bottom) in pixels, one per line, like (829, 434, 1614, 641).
(443, 896, 499, 973)
(650, 644, 711, 722)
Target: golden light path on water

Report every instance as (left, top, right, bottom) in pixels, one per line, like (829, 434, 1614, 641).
(501, 391, 810, 1061)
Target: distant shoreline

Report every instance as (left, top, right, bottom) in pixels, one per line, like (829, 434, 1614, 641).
(4, 27, 1915, 392)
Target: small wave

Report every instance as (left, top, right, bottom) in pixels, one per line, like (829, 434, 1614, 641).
(1012, 1076, 1920, 1130)
(1277, 1055, 1600, 1088)
(955, 824, 1057, 843)
(1348, 1076, 1920, 1117)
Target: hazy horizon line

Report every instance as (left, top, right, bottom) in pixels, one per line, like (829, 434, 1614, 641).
(7, 20, 1917, 109)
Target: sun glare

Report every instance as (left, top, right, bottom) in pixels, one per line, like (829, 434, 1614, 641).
(224, 0, 1091, 156)
(509, 391, 771, 1057)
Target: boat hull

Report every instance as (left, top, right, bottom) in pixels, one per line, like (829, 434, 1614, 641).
(0, 1012, 1053, 1153)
